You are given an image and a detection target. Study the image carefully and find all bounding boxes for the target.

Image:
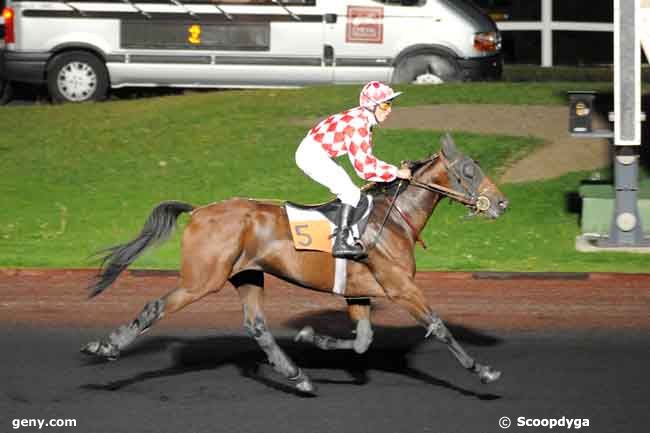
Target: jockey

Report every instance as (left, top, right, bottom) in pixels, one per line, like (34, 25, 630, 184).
(295, 81, 412, 259)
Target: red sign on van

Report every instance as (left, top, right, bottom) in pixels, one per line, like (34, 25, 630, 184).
(346, 6, 384, 44)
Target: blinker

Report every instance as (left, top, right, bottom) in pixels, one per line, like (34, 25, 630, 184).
(463, 163, 475, 178)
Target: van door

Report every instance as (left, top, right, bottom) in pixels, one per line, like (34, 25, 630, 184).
(197, 0, 331, 87)
(257, 0, 332, 86)
(323, 1, 397, 83)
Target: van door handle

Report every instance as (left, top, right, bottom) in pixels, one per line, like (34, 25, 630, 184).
(324, 44, 334, 66)
(325, 13, 337, 24)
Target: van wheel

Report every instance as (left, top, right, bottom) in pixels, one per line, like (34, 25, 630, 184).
(393, 54, 461, 84)
(47, 51, 109, 103)
(0, 80, 12, 105)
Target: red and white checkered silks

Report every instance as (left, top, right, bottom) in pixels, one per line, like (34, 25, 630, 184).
(305, 106, 398, 182)
(359, 81, 402, 109)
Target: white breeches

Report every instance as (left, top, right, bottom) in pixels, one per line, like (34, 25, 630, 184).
(295, 138, 361, 207)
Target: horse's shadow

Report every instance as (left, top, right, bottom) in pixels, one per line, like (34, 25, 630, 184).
(80, 310, 502, 399)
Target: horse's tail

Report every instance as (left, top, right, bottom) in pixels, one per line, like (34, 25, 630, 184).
(88, 201, 195, 298)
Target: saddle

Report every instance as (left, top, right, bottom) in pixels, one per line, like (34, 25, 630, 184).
(285, 194, 373, 253)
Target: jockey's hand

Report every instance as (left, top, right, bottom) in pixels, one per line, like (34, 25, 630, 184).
(396, 168, 412, 180)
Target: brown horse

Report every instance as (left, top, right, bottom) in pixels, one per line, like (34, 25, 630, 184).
(82, 133, 508, 394)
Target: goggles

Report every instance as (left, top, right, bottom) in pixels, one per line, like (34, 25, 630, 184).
(378, 101, 392, 111)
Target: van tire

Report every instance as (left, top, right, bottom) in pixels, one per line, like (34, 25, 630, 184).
(0, 80, 13, 105)
(47, 51, 109, 103)
(393, 53, 461, 84)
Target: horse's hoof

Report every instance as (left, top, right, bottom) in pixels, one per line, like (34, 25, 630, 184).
(289, 368, 317, 395)
(80, 341, 120, 361)
(294, 326, 315, 344)
(80, 341, 100, 355)
(478, 365, 502, 384)
(295, 377, 317, 395)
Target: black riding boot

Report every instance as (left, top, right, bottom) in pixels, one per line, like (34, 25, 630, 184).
(333, 204, 366, 259)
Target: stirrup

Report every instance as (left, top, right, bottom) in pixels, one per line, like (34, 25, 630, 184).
(333, 237, 366, 259)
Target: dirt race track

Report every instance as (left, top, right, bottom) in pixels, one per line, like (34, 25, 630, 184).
(1, 269, 649, 331)
(2, 270, 650, 433)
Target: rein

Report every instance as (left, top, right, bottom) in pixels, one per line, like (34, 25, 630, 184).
(408, 178, 476, 207)
(367, 179, 403, 250)
(386, 196, 427, 249)
(366, 179, 429, 251)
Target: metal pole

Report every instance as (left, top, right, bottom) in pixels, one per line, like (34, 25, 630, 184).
(541, 0, 553, 67)
(598, 0, 649, 247)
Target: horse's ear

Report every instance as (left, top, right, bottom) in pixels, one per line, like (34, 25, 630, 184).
(440, 132, 459, 160)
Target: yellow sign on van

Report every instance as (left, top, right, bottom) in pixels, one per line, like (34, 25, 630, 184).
(188, 25, 201, 44)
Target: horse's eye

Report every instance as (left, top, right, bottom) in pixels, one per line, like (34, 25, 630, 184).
(463, 163, 475, 178)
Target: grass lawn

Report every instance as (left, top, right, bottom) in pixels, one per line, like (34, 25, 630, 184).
(1, 82, 648, 272)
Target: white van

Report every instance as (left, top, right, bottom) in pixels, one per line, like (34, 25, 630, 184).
(0, 0, 501, 103)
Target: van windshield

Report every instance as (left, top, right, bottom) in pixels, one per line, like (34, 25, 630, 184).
(438, 0, 496, 31)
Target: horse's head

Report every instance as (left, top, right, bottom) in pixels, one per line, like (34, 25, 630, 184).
(407, 133, 509, 219)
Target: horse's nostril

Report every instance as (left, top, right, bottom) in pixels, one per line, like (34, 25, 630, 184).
(499, 200, 508, 210)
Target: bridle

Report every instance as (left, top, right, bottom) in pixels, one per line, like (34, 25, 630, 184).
(367, 153, 492, 251)
(407, 153, 492, 213)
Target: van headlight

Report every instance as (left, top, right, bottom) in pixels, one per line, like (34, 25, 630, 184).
(474, 31, 501, 53)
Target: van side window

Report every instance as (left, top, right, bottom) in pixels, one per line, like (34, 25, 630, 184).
(371, 0, 426, 6)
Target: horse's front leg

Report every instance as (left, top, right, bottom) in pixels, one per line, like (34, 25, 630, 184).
(82, 233, 241, 360)
(294, 298, 374, 354)
(425, 310, 501, 383)
(233, 272, 316, 395)
(371, 261, 501, 384)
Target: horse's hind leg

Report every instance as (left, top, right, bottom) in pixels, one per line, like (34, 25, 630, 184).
(81, 297, 166, 360)
(82, 223, 242, 360)
(294, 298, 374, 354)
(81, 283, 216, 360)
(232, 271, 316, 395)
(81, 284, 228, 360)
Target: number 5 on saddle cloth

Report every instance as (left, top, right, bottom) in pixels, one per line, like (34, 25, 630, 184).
(285, 194, 373, 253)
(285, 194, 373, 294)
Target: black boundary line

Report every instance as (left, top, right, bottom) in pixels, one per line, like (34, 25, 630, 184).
(472, 272, 589, 280)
